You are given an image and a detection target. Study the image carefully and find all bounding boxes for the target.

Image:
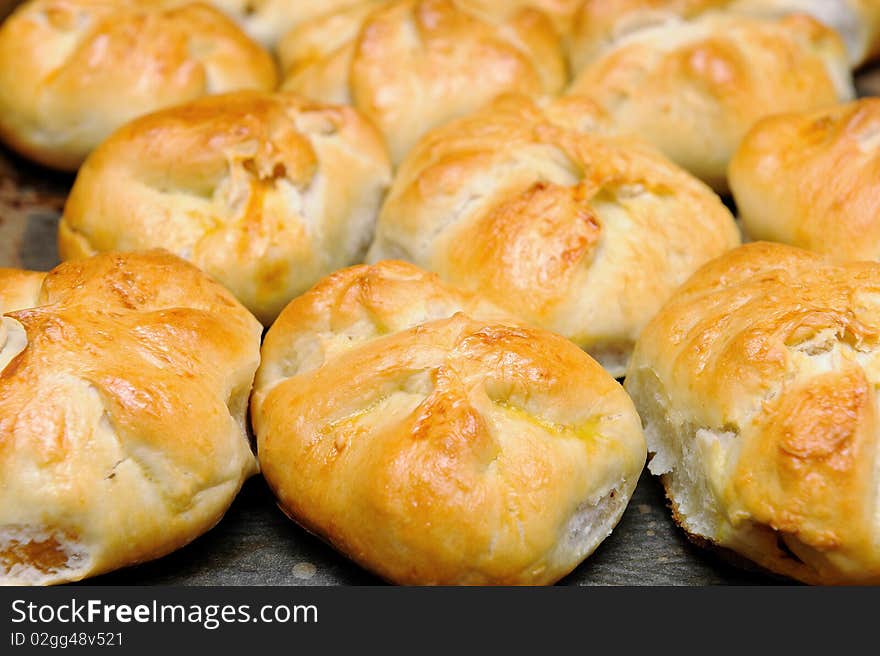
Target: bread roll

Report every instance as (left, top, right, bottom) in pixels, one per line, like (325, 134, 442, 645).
(58, 91, 392, 325)
(279, 0, 566, 164)
(0, 0, 277, 171)
(252, 260, 646, 585)
(625, 242, 880, 585)
(730, 98, 880, 262)
(570, 0, 880, 71)
(367, 94, 740, 376)
(568, 12, 853, 192)
(0, 251, 261, 585)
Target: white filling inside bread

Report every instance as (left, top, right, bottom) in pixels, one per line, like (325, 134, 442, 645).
(0, 317, 27, 374)
(630, 369, 733, 540)
(0, 525, 93, 586)
(548, 478, 637, 576)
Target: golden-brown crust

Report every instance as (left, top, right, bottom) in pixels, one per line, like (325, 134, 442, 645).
(58, 91, 391, 325)
(730, 98, 880, 261)
(280, 0, 566, 164)
(660, 476, 801, 583)
(568, 12, 853, 191)
(0, 251, 261, 585)
(0, 0, 277, 171)
(368, 94, 740, 376)
(252, 260, 646, 585)
(626, 242, 880, 584)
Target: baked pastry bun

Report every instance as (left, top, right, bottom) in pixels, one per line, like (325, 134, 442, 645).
(0, 251, 261, 585)
(58, 91, 392, 325)
(279, 0, 566, 164)
(568, 12, 854, 192)
(730, 98, 880, 262)
(367, 94, 740, 376)
(625, 242, 880, 585)
(251, 260, 647, 585)
(0, 0, 277, 171)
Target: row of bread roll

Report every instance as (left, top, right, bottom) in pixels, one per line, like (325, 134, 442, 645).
(277, 0, 856, 183)
(10, 242, 880, 585)
(0, 253, 647, 585)
(58, 91, 741, 374)
(0, 0, 863, 181)
(57, 76, 880, 373)
(9, 239, 880, 585)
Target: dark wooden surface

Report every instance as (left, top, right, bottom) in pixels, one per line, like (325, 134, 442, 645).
(4, 69, 877, 587)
